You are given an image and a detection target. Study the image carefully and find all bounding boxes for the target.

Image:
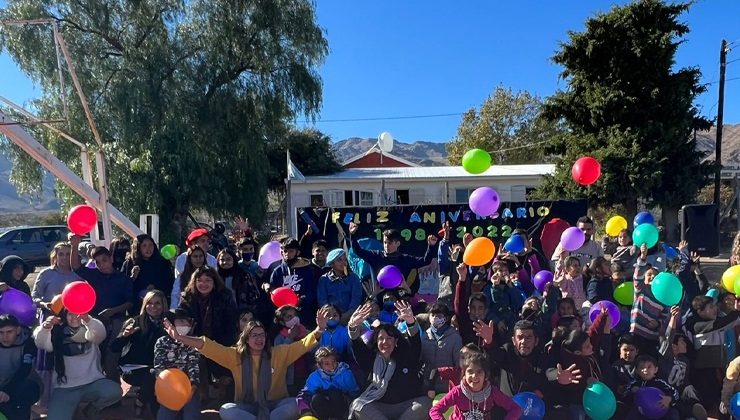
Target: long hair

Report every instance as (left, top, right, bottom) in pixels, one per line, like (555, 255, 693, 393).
(131, 234, 164, 265)
(110, 237, 131, 260)
(183, 266, 226, 299)
(180, 247, 207, 292)
(138, 289, 167, 336)
(235, 320, 272, 360)
(586, 257, 610, 278)
(49, 242, 71, 267)
(50, 310, 73, 384)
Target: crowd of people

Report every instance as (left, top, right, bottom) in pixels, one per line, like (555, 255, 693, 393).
(0, 214, 739, 419)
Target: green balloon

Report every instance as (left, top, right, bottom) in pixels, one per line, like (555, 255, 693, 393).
(652, 272, 683, 306)
(632, 223, 659, 248)
(462, 149, 492, 174)
(613, 281, 634, 306)
(583, 381, 616, 420)
(161, 244, 178, 260)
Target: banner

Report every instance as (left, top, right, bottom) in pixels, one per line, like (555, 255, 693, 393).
(297, 200, 588, 257)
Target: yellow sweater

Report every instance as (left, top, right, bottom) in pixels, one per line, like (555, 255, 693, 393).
(199, 332, 317, 401)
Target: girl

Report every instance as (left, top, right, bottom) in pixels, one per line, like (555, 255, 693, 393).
(273, 305, 310, 393)
(554, 253, 586, 309)
(111, 290, 167, 417)
(153, 309, 201, 420)
(238, 309, 254, 334)
(429, 352, 522, 420)
(610, 229, 636, 268)
(109, 236, 131, 272)
(33, 310, 122, 420)
(454, 263, 493, 348)
(585, 256, 614, 304)
(123, 234, 174, 314)
(297, 346, 360, 419)
(171, 246, 206, 309)
(421, 303, 463, 393)
(217, 249, 263, 310)
(317, 304, 353, 363)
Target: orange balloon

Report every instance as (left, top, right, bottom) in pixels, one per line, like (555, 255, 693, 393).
(463, 237, 496, 267)
(155, 368, 192, 410)
(50, 294, 64, 315)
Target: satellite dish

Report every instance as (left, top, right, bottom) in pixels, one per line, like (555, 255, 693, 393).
(378, 132, 394, 153)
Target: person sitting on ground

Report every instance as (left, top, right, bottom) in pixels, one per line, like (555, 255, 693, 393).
(0, 314, 41, 420)
(622, 354, 680, 420)
(297, 346, 360, 420)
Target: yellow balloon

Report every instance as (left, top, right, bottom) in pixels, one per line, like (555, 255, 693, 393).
(298, 417, 319, 420)
(722, 265, 740, 293)
(605, 216, 628, 237)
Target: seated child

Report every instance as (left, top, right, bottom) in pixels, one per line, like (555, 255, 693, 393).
(273, 305, 309, 391)
(623, 354, 680, 420)
(429, 352, 523, 420)
(317, 304, 353, 363)
(613, 333, 639, 396)
(297, 346, 359, 420)
(421, 303, 462, 393)
(156, 310, 201, 420)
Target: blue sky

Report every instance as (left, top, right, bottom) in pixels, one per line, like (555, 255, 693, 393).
(1, 0, 739, 143)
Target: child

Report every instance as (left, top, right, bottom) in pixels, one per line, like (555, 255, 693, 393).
(554, 253, 586, 309)
(0, 314, 41, 420)
(609, 229, 636, 268)
(623, 354, 680, 420)
(421, 303, 463, 393)
(454, 263, 492, 348)
(550, 297, 580, 329)
(238, 309, 254, 334)
(585, 256, 614, 304)
(613, 333, 639, 396)
(317, 249, 363, 319)
(317, 304, 353, 363)
(432, 343, 484, 393)
(154, 309, 201, 420)
(269, 238, 319, 329)
(631, 244, 667, 356)
(273, 305, 309, 392)
(482, 258, 522, 334)
(429, 352, 523, 420)
(297, 346, 359, 419)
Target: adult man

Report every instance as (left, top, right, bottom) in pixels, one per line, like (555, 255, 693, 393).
(174, 228, 217, 279)
(549, 216, 604, 269)
(0, 314, 41, 419)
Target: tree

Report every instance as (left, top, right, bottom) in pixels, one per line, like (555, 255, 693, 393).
(447, 86, 562, 165)
(265, 127, 342, 192)
(535, 0, 711, 237)
(0, 0, 328, 243)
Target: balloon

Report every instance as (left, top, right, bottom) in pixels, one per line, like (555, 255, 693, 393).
(50, 294, 64, 315)
(722, 265, 740, 293)
(560, 227, 585, 251)
(0, 288, 36, 326)
(61, 281, 96, 315)
(734, 277, 740, 297)
(462, 149, 492, 174)
(503, 235, 525, 254)
(730, 392, 740, 419)
(605, 216, 628, 237)
(651, 272, 683, 306)
(583, 381, 616, 420)
(589, 300, 620, 328)
(270, 286, 299, 308)
(533, 271, 554, 293)
(613, 282, 634, 306)
(155, 368, 192, 410)
(463, 237, 496, 267)
(634, 211, 655, 227)
(66, 204, 98, 235)
(358, 238, 383, 251)
(298, 417, 320, 420)
(258, 241, 282, 269)
(160, 244, 178, 260)
(635, 387, 669, 419)
(512, 391, 546, 420)
(662, 243, 679, 260)
(468, 187, 500, 217)
(377, 265, 404, 289)
(706, 288, 719, 302)
(633, 223, 659, 249)
(571, 156, 601, 186)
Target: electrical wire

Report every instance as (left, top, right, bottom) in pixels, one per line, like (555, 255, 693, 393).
(298, 112, 463, 123)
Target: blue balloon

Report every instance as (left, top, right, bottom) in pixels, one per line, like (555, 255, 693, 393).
(662, 243, 678, 260)
(512, 392, 545, 420)
(731, 392, 740, 419)
(358, 238, 383, 251)
(634, 211, 655, 227)
(504, 235, 526, 253)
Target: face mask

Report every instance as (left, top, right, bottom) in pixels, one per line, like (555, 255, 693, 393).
(326, 319, 339, 329)
(284, 316, 300, 328)
(241, 252, 254, 261)
(175, 326, 191, 336)
(382, 301, 396, 312)
(431, 316, 446, 329)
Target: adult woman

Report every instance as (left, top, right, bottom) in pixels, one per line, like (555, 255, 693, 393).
(111, 290, 167, 417)
(216, 249, 266, 314)
(171, 247, 206, 309)
(348, 301, 431, 420)
(109, 236, 131, 272)
(122, 234, 174, 313)
(162, 307, 329, 420)
(33, 310, 122, 420)
(32, 242, 80, 312)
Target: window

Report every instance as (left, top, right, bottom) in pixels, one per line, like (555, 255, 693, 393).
(357, 191, 374, 206)
(309, 193, 325, 207)
(395, 190, 409, 205)
(327, 191, 344, 207)
(12, 229, 43, 244)
(41, 228, 65, 243)
(455, 188, 474, 204)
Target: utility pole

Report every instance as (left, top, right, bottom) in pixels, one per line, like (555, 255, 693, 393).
(714, 39, 728, 205)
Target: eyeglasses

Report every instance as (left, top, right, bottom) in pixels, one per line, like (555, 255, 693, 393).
(249, 332, 266, 339)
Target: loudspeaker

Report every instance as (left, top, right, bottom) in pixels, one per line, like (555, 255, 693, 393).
(680, 204, 720, 257)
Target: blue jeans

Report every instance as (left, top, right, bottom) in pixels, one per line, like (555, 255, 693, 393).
(47, 378, 122, 420)
(219, 398, 298, 420)
(157, 393, 201, 420)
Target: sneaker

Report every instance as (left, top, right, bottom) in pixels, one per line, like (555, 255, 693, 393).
(692, 403, 707, 420)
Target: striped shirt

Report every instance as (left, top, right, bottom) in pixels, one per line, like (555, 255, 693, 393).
(630, 258, 666, 341)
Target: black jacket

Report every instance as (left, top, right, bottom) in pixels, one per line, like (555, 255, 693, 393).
(111, 314, 166, 366)
(0, 255, 31, 295)
(122, 256, 174, 300)
(179, 289, 238, 346)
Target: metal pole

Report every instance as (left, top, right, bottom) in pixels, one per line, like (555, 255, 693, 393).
(715, 39, 728, 205)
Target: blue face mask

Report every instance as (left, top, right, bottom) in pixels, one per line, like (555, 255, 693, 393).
(379, 310, 398, 325)
(241, 252, 254, 262)
(382, 301, 396, 312)
(326, 319, 339, 329)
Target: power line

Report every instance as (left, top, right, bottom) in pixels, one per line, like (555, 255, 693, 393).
(298, 112, 463, 124)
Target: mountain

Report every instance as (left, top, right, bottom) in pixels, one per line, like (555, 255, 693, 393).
(696, 124, 740, 166)
(332, 137, 449, 166)
(0, 153, 59, 213)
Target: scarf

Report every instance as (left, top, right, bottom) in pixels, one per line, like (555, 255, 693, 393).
(460, 380, 492, 404)
(349, 354, 396, 417)
(241, 352, 272, 420)
(197, 294, 213, 337)
(62, 326, 90, 356)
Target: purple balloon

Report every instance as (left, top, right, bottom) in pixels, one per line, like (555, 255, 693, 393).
(468, 187, 500, 217)
(533, 271, 554, 293)
(377, 265, 404, 289)
(0, 288, 36, 326)
(589, 300, 620, 329)
(560, 227, 585, 251)
(635, 387, 668, 419)
(258, 241, 282, 269)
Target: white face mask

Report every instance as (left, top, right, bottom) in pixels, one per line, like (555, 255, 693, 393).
(284, 316, 300, 329)
(175, 326, 191, 336)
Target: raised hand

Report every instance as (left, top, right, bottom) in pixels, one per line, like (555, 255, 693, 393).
(349, 222, 359, 235)
(427, 234, 438, 246)
(42, 315, 62, 330)
(463, 233, 474, 247)
(456, 263, 468, 282)
(472, 320, 495, 345)
(348, 303, 373, 329)
(163, 318, 180, 340)
(556, 363, 582, 385)
(233, 216, 250, 232)
(395, 300, 415, 324)
(122, 323, 141, 337)
(442, 221, 451, 240)
(316, 307, 329, 331)
(640, 244, 648, 260)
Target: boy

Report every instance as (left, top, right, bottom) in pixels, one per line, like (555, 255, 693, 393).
(348, 221, 438, 295)
(269, 238, 319, 329)
(631, 244, 667, 357)
(613, 333, 639, 396)
(482, 257, 523, 335)
(624, 354, 680, 420)
(0, 314, 41, 420)
(298, 346, 359, 420)
(237, 237, 260, 277)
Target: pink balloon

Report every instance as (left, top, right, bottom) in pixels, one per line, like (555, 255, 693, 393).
(468, 187, 500, 217)
(258, 241, 282, 269)
(377, 265, 404, 289)
(560, 227, 586, 251)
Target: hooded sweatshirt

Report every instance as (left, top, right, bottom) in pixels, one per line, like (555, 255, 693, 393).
(270, 258, 318, 327)
(0, 255, 31, 295)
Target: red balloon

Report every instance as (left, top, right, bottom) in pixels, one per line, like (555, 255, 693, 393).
(271, 286, 299, 308)
(61, 281, 96, 315)
(571, 156, 601, 186)
(67, 205, 98, 235)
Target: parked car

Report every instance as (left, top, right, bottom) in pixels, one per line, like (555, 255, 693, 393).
(0, 225, 69, 267)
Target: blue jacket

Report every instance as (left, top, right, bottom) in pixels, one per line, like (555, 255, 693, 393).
(317, 271, 363, 315)
(586, 275, 614, 304)
(302, 362, 360, 396)
(318, 325, 353, 362)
